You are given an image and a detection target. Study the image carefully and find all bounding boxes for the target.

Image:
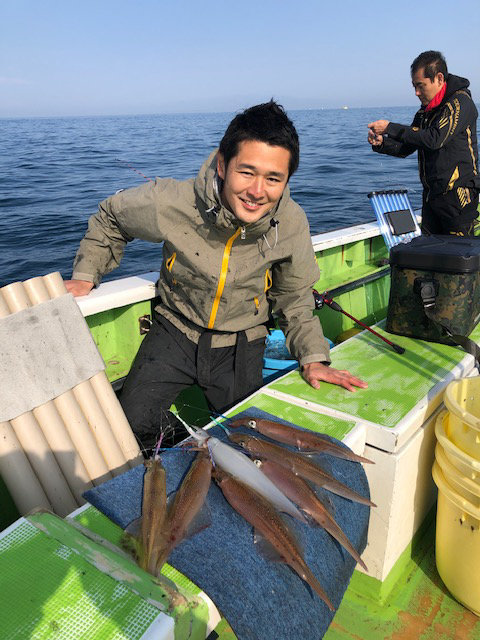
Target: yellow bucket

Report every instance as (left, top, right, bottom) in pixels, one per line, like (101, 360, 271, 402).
(432, 461, 480, 616)
(444, 377, 480, 460)
(435, 411, 480, 485)
(435, 443, 480, 508)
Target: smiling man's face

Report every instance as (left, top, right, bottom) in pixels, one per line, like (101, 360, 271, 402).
(217, 139, 290, 224)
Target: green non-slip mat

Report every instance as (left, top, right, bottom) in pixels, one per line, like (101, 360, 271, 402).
(269, 326, 473, 428)
(227, 392, 357, 441)
(0, 519, 159, 640)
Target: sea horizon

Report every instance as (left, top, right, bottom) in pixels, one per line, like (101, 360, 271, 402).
(0, 104, 436, 121)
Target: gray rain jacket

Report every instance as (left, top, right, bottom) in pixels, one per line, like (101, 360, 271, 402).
(72, 150, 330, 366)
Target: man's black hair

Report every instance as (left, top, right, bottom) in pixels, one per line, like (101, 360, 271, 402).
(219, 100, 300, 178)
(411, 50, 448, 81)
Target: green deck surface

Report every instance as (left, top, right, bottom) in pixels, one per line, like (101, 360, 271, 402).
(226, 392, 357, 440)
(269, 324, 480, 429)
(325, 517, 480, 640)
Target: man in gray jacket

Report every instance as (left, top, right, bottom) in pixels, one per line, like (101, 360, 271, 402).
(66, 101, 366, 453)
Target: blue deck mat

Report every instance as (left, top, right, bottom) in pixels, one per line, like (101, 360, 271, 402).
(84, 408, 371, 640)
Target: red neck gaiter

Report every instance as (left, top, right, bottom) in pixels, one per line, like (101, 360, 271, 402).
(425, 83, 447, 111)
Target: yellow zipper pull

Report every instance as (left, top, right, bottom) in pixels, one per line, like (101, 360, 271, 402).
(166, 252, 176, 272)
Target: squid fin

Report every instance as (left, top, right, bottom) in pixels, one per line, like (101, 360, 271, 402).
(125, 516, 142, 538)
(166, 492, 212, 540)
(253, 517, 303, 561)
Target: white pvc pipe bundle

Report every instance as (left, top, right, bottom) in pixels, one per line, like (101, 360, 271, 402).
(0, 272, 143, 517)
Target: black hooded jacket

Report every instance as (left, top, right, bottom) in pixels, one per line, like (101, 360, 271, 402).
(374, 74, 480, 200)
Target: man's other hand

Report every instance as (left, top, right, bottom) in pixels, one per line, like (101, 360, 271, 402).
(368, 119, 390, 135)
(301, 362, 368, 392)
(65, 280, 94, 297)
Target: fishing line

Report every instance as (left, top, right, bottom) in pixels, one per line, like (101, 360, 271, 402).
(210, 415, 230, 435)
(171, 400, 230, 424)
(207, 441, 216, 467)
(153, 432, 164, 458)
(115, 158, 154, 182)
(171, 401, 243, 435)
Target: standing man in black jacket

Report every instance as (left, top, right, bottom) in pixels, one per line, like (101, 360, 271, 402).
(368, 51, 480, 235)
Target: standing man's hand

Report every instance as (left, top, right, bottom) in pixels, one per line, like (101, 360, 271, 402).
(65, 279, 94, 297)
(301, 362, 368, 392)
(368, 129, 383, 146)
(368, 120, 390, 135)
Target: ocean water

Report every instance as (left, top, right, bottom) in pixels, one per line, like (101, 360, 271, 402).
(0, 107, 421, 286)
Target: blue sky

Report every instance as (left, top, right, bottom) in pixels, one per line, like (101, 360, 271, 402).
(1, 0, 479, 117)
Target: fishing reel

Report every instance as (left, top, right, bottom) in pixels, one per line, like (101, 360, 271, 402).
(312, 290, 342, 312)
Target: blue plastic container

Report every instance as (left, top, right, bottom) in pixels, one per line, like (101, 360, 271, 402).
(262, 330, 334, 382)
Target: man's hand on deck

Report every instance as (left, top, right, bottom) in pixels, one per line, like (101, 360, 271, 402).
(301, 362, 368, 392)
(65, 279, 94, 297)
(368, 120, 390, 135)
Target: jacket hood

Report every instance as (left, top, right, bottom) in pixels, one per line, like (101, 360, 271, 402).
(193, 149, 292, 236)
(444, 74, 471, 100)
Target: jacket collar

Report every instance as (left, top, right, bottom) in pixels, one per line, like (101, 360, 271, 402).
(420, 74, 472, 116)
(425, 83, 447, 112)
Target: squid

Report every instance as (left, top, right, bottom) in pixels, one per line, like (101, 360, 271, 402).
(229, 432, 375, 507)
(229, 417, 373, 465)
(138, 457, 169, 575)
(214, 466, 335, 611)
(164, 452, 213, 560)
(255, 458, 367, 570)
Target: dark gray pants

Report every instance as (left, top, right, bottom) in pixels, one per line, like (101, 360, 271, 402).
(119, 313, 265, 454)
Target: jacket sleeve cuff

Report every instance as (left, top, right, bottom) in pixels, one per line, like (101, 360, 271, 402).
(385, 122, 406, 141)
(71, 272, 96, 285)
(299, 353, 331, 367)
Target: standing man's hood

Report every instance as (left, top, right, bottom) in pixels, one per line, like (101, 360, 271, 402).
(444, 74, 471, 101)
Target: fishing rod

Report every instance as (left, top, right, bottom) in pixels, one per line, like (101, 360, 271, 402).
(312, 289, 406, 355)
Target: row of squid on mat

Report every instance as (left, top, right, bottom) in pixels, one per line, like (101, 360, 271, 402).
(125, 417, 376, 612)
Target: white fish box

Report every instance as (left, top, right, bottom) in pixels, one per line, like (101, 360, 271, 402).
(359, 406, 440, 581)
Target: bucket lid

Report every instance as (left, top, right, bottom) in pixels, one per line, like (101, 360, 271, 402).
(432, 461, 480, 521)
(444, 377, 480, 433)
